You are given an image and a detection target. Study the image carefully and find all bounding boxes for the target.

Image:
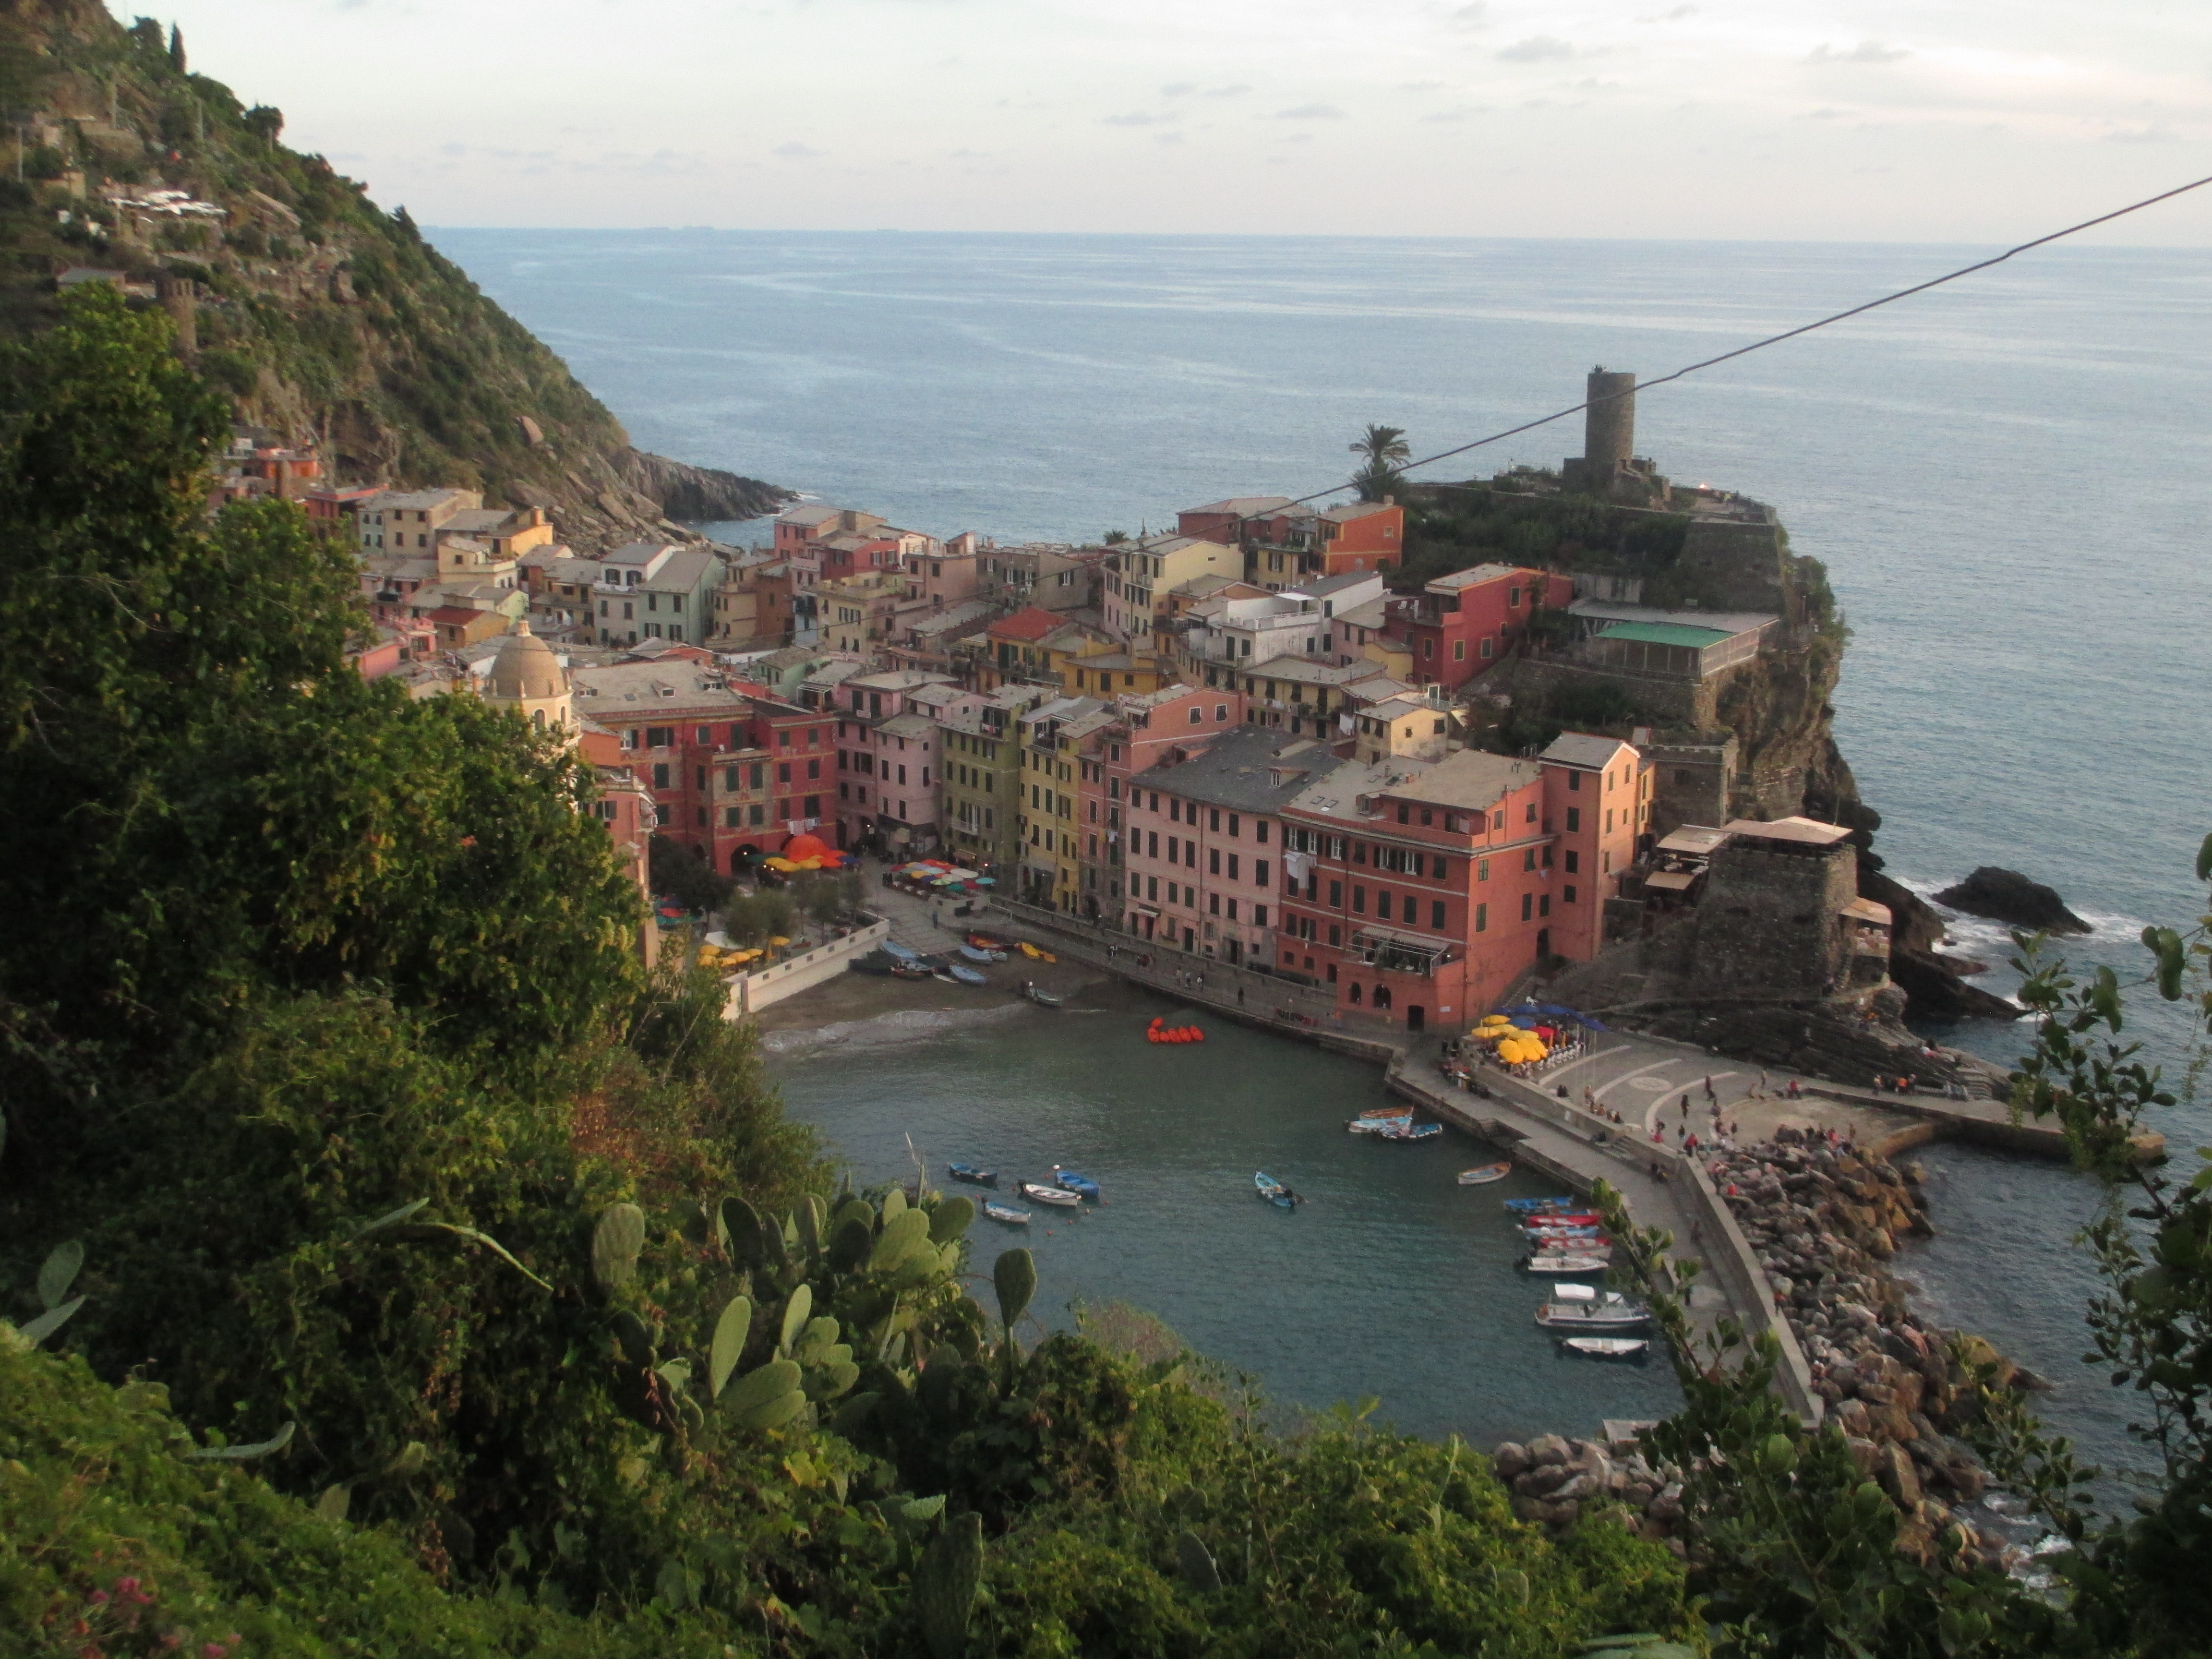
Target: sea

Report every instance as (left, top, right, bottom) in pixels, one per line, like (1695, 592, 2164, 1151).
(430, 228, 2211, 1480)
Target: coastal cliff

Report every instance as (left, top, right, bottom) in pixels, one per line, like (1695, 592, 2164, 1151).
(0, 0, 785, 549)
(1405, 477, 2008, 1021)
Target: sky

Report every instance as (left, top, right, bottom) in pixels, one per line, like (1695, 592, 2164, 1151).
(132, 0, 2212, 242)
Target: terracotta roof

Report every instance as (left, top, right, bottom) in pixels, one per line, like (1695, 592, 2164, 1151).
(987, 606, 1065, 643)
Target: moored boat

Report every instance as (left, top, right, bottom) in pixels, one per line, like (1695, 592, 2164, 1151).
(1375, 1121, 1442, 1142)
(1535, 1295, 1651, 1331)
(1457, 1163, 1512, 1186)
(1254, 1171, 1299, 1209)
(1523, 1252, 1611, 1274)
(1346, 1107, 1413, 1133)
(960, 944, 1006, 963)
(1022, 983, 1064, 1008)
(1560, 1336, 1648, 1359)
(1051, 1166, 1102, 1201)
(945, 962, 988, 986)
(947, 1163, 998, 1187)
(1503, 1197, 1578, 1212)
(1018, 941, 1057, 962)
(1017, 1181, 1082, 1208)
(881, 939, 922, 962)
(965, 934, 1015, 952)
(982, 1201, 1033, 1226)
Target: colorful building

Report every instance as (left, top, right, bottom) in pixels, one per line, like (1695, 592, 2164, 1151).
(1391, 563, 1574, 691)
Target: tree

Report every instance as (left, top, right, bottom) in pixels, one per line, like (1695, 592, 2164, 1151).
(243, 104, 283, 143)
(1102, 529, 1130, 545)
(168, 22, 185, 72)
(1349, 423, 1412, 471)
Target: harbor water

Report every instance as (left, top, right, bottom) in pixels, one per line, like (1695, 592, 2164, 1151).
(768, 983, 1682, 1443)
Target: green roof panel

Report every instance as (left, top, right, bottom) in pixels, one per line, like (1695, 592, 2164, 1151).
(1594, 621, 1733, 649)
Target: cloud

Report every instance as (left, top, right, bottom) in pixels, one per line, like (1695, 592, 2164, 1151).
(1399, 80, 1449, 92)
(2106, 122, 2179, 143)
(1806, 41, 1910, 65)
(1204, 84, 1250, 97)
(1446, 2, 1488, 27)
(1419, 105, 1494, 121)
(772, 142, 827, 160)
(1801, 107, 1852, 120)
(1497, 36, 1576, 62)
(1274, 102, 1347, 120)
(1155, 132, 1185, 145)
(1161, 81, 1196, 96)
(1102, 110, 1174, 126)
(1636, 4, 1695, 19)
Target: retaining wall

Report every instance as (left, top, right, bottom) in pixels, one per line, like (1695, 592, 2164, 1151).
(722, 917, 891, 1017)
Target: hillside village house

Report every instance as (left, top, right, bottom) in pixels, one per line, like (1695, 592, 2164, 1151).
(938, 684, 1050, 874)
(593, 541, 721, 648)
(830, 669, 962, 853)
(1393, 564, 1574, 690)
(1175, 496, 1405, 588)
(1102, 534, 1237, 646)
(359, 486, 480, 553)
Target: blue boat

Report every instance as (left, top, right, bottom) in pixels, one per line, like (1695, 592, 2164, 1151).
(960, 944, 1006, 963)
(945, 962, 988, 986)
(1375, 1121, 1442, 1142)
(982, 1201, 1032, 1226)
(947, 1163, 997, 1187)
(1051, 1166, 1101, 1201)
(1503, 1197, 1578, 1213)
(1254, 1171, 1299, 1209)
(880, 938, 922, 962)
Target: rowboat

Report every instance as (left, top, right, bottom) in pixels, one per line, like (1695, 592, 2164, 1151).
(1535, 1295, 1651, 1331)
(1520, 1215, 1601, 1230)
(1022, 984, 1064, 1008)
(1524, 1252, 1611, 1274)
(947, 1163, 998, 1188)
(945, 962, 988, 986)
(881, 939, 922, 962)
(960, 944, 1006, 964)
(1017, 1181, 1082, 1208)
(1503, 1197, 1579, 1213)
(982, 1201, 1033, 1226)
(1254, 1171, 1299, 1209)
(1018, 942, 1057, 963)
(889, 960, 934, 980)
(1457, 1163, 1512, 1186)
(966, 934, 1015, 951)
(1346, 1117, 1407, 1134)
(849, 952, 894, 977)
(1051, 1166, 1101, 1201)
(1560, 1336, 1647, 1359)
(1375, 1122, 1442, 1143)
(1521, 1222, 1604, 1238)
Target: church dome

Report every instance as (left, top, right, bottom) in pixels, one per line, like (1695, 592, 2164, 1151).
(486, 620, 565, 702)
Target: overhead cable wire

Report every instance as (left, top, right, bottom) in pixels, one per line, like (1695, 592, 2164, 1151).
(1281, 170, 2212, 511)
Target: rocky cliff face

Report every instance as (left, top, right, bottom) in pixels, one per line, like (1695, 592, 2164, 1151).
(0, 0, 785, 552)
(1407, 480, 2003, 1021)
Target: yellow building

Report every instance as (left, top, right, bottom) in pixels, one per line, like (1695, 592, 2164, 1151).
(1014, 696, 1110, 912)
(1102, 534, 1238, 648)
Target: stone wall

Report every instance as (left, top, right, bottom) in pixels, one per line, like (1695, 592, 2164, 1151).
(1642, 733, 1737, 837)
(1688, 842, 1857, 999)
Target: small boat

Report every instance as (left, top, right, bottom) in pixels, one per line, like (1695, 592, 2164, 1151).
(960, 944, 1007, 963)
(1347, 1117, 1408, 1134)
(1022, 984, 1064, 1008)
(1561, 1336, 1648, 1359)
(1018, 942, 1057, 963)
(881, 939, 922, 962)
(1457, 1163, 1512, 1186)
(982, 1201, 1033, 1226)
(1503, 1197, 1580, 1213)
(1524, 1252, 1611, 1274)
(1521, 1226, 1606, 1242)
(1536, 1295, 1651, 1331)
(966, 934, 1015, 951)
(848, 952, 895, 977)
(1375, 1121, 1442, 1142)
(945, 963, 988, 986)
(889, 960, 934, 980)
(1516, 1210, 1600, 1226)
(1254, 1171, 1300, 1209)
(1051, 1166, 1101, 1201)
(1018, 1181, 1082, 1208)
(947, 1163, 998, 1188)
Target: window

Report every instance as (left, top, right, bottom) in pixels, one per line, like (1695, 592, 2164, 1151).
(1209, 893, 1220, 915)
(651, 763, 670, 790)
(1566, 807, 1581, 831)
(1525, 803, 1537, 823)
(1254, 904, 1268, 927)
(1564, 851, 1579, 874)
(1521, 893, 1533, 922)
(1480, 637, 1494, 660)
(1352, 885, 1366, 914)
(1523, 849, 1536, 872)
(1564, 885, 1578, 904)
(1676, 768, 1694, 784)
(1254, 860, 1269, 886)
(1421, 639, 1434, 659)
(1475, 902, 1487, 933)
(1188, 706, 1202, 725)
(1256, 821, 1270, 844)
(807, 758, 821, 780)
(750, 763, 765, 788)
(724, 806, 741, 828)
(644, 726, 673, 749)
(1167, 835, 1179, 864)
(1508, 585, 1522, 607)
(1209, 847, 1221, 876)
(778, 762, 792, 783)
(695, 766, 707, 791)
(1396, 804, 1410, 824)
(1425, 899, 1443, 929)
(1215, 703, 1228, 722)
(749, 805, 765, 826)
(1539, 893, 1551, 917)
(1186, 841, 1197, 867)
(1432, 854, 1447, 878)
(1147, 876, 1158, 901)
(1605, 808, 1613, 832)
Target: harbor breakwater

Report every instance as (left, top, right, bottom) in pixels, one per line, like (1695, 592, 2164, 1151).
(1494, 1128, 2039, 1572)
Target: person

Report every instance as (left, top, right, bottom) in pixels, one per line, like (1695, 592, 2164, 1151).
(1106, 943, 1118, 963)
(1704, 1075, 1716, 1103)
(1756, 1069, 1770, 1099)
(1237, 986, 1245, 1006)
(1686, 1131, 1699, 1153)
(1786, 1077, 1802, 1099)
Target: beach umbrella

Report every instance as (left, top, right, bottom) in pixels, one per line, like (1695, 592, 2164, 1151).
(768, 935, 792, 947)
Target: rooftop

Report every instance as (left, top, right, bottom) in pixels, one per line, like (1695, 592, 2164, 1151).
(1425, 563, 1527, 594)
(987, 605, 1067, 643)
(1131, 727, 1341, 816)
(1319, 500, 1395, 523)
(1388, 750, 1540, 814)
(1569, 598, 1779, 638)
(1539, 732, 1635, 770)
(1185, 495, 1296, 517)
(1595, 621, 1736, 650)
(1721, 816, 1854, 849)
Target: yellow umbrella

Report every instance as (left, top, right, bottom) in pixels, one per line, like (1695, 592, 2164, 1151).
(767, 935, 792, 947)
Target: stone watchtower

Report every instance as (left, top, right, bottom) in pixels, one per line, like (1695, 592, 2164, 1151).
(1561, 366, 1669, 505)
(481, 619, 575, 737)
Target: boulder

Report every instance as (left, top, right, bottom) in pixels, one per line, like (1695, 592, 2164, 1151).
(1879, 1442, 1923, 1510)
(1933, 867, 2090, 935)
(1491, 1441, 1530, 1481)
(1527, 1432, 1572, 1467)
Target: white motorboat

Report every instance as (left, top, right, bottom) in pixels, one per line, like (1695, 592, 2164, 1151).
(1523, 1252, 1611, 1274)
(1017, 1181, 1082, 1209)
(1535, 1293, 1650, 1330)
(1457, 1163, 1512, 1185)
(1560, 1336, 1648, 1359)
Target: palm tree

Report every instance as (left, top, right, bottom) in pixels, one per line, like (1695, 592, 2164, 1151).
(1349, 424, 1412, 471)
(1349, 424, 1412, 503)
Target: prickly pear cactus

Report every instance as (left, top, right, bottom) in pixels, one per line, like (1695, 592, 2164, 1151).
(591, 1203, 647, 1292)
(914, 1509, 984, 1659)
(927, 1196, 975, 1244)
(993, 1248, 1036, 1333)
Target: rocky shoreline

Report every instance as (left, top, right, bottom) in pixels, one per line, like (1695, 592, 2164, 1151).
(1497, 1128, 2038, 1570)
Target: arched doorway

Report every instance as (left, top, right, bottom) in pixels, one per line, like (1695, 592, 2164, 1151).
(1373, 985, 1392, 1011)
(1347, 984, 1363, 1006)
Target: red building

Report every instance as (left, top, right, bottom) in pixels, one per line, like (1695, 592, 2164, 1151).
(571, 657, 836, 873)
(1273, 735, 1647, 1031)
(1175, 495, 1404, 584)
(1393, 563, 1573, 691)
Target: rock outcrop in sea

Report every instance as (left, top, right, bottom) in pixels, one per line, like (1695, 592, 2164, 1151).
(1934, 867, 2092, 936)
